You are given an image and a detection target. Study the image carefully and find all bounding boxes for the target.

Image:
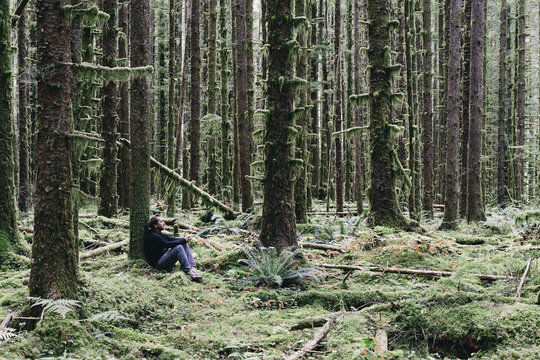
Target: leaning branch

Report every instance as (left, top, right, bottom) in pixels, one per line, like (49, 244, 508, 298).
(320, 264, 528, 281)
(286, 318, 335, 360)
(515, 258, 532, 298)
(119, 138, 238, 217)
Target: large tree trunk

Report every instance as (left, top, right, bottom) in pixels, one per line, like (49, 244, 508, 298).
(0, 0, 21, 264)
(366, 0, 410, 229)
(333, 0, 343, 214)
(118, 2, 130, 210)
(497, 0, 508, 205)
(515, 0, 525, 202)
(459, 0, 472, 217)
(294, 0, 309, 224)
(220, 0, 231, 203)
(206, 0, 218, 196)
(29, 0, 77, 299)
(17, 9, 30, 213)
(465, 0, 486, 222)
(421, 0, 433, 217)
(98, 0, 119, 217)
(189, 0, 201, 204)
(440, 0, 462, 230)
(260, 0, 297, 251)
(405, 0, 416, 219)
(129, 0, 152, 259)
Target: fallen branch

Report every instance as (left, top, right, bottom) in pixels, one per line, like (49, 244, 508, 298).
(320, 264, 528, 281)
(515, 258, 532, 298)
(290, 316, 330, 331)
(79, 220, 106, 241)
(18, 226, 33, 233)
(286, 318, 335, 360)
(307, 211, 358, 216)
(299, 242, 346, 253)
(1, 312, 14, 329)
(80, 239, 129, 260)
(162, 217, 201, 232)
(119, 138, 238, 217)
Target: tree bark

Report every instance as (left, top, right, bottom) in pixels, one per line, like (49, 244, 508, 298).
(98, 0, 119, 217)
(334, 0, 343, 214)
(440, 0, 461, 230)
(129, 0, 152, 259)
(515, 0, 525, 202)
(260, 0, 297, 251)
(421, 0, 433, 216)
(166, 0, 177, 216)
(353, 0, 364, 214)
(465, 0, 486, 223)
(497, 0, 508, 206)
(29, 0, 77, 299)
(207, 0, 218, 196)
(17, 9, 30, 213)
(189, 0, 201, 201)
(220, 0, 231, 203)
(118, 1, 130, 210)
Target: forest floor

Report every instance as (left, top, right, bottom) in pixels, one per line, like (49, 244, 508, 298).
(1, 201, 539, 360)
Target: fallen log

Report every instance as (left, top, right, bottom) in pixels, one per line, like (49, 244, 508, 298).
(299, 242, 346, 253)
(80, 239, 129, 260)
(18, 226, 33, 233)
(286, 318, 335, 360)
(320, 263, 528, 281)
(119, 138, 238, 217)
(162, 217, 201, 232)
(290, 316, 330, 331)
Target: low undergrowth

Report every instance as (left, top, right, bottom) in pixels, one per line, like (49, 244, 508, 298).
(1, 203, 538, 359)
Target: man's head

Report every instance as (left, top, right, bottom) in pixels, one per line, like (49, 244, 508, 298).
(148, 215, 165, 232)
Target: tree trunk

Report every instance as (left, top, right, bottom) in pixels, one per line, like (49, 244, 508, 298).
(440, 0, 461, 230)
(421, 0, 433, 217)
(17, 9, 30, 213)
(333, 0, 343, 214)
(29, 0, 77, 299)
(366, 0, 410, 229)
(118, 1, 130, 210)
(405, 0, 416, 219)
(189, 0, 201, 201)
(129, 0, 152, 259)
(98, 0, 119, 217)
(459, 0, 472, 217)
(309, 0, 319, 207)
(465, 0, 486, 222)
(294, 0, 309, 224)
(166, 0, 177, 216)
(260, 0, 297, 251)
(220, 0, 231, 203)
(353, 0, 364, 214)
(515, 0, 525, 202)
(497, 0, 508, 206)
(206, 0, 218, 196)
(0, 0, 21, 264)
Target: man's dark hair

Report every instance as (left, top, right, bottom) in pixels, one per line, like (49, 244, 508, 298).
(147, 215, 161, 231)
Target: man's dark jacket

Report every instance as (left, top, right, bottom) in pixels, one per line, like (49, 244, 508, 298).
(143, 229, 187, 268)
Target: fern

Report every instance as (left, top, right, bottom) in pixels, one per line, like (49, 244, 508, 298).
(27, 297, 82, 320)
(83, 310, 129, 323)
(238, 246, 320, 287)
(0, 327, 15, 341)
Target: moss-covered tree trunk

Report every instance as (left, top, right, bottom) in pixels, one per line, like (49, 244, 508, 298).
(353, 0, 364, 214)
(435, 1, 446, 202)
(320, 0, 330, 201)
(166, 0, 177, 216)
(17, 9, 30, 213)
(465, 0, 485, 223)
(220, 0, 231, 203)
(231, 0, 240, 206)
(333, 0, 343, 214)
(309, 0, 320, 205)
(29, 0, 77, 299)
(404, 0, 416, 219)
(98, 0, 118, 217)
(440, 0, 461, 230)
(129, 0, 152, 259)
(118, 1, 130, 210)
(0, 0, 20, 265)
(366, 0, 409, 228)
(459, 0, 472, 217)
(294, 0, 309, 224)
(421, 0, 433, 217)
(157, 11, 167, 196)
(344, 0, 353, 204)
(497, 0, 508, 206)
(260, 0, 297, 251)
(515, 0, 525, 202)
(206, 0, 218, 196)
(189, 0, 201, 202)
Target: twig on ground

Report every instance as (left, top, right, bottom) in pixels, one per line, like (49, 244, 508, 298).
(515, 258, 532, 298)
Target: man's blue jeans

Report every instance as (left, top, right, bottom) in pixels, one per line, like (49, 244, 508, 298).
(156, 244, 196, 272)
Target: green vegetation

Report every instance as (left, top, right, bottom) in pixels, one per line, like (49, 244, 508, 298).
(1, 204, 539, 359)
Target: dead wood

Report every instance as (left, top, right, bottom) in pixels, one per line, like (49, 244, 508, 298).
(18, 226, 33, 233)
(80, 239, 129, 260)
(515, 258, 532, 298)
(290, 317, 330, 331)
(286, 318, 335, 360)
(299, 242, 346, 253)
(320, 264, 528, 281)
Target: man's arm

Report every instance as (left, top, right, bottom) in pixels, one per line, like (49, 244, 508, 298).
(160, 232, 187, 247)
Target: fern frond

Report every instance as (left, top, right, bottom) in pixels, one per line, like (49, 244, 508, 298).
(27, 297, 82, 319)
(84, 311, 129, 323)
(0, 327, 15, 341)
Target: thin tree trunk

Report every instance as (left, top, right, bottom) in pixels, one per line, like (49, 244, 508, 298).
(17, 9, 30, 213)
(405, 0, 416, 218)
(29, 0, 77, 300)
(166, 0, 177, 216)
(515, 0, 525, 202)
(440, 0, 461, 230)
(497, 0, 508, 205)
(260, 0, 297, 251)
(421, 0, 433, 216)
(207, 0, 218, 196)
(220, 0, 231, 203)
(334, 0, 343, 214)
(189, 0, 201, 202)
(118, 2, 130, 210)
(460, 0, 472, 217)
(129, 0, 152, 259)
(465, 0, 486, 222)
(98, 0, 119, 217)
(353, 0, 363, 214)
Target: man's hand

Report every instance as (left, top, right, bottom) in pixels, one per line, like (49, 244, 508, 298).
(185, 234, 192, 242)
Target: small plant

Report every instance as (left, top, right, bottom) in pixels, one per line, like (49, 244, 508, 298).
(0, 327, 15, 341)
(27, 297, 82, 320)
(238, 246, 320, 287)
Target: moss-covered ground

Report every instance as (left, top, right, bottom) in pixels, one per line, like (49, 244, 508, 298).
(1, 202, 539, 359)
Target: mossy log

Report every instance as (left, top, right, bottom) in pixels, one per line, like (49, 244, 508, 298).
(290, 316, 331, 330)
(80, 239, 129, 260)
(119, 138, 238, 217)
(286, 318, 335, 360)
(162, 218, 200, 232)
(321, 263, 527, 281)
(299, 242, 346, 253)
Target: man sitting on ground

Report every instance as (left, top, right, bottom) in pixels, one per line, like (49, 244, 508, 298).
(143, 215, 202, 281)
